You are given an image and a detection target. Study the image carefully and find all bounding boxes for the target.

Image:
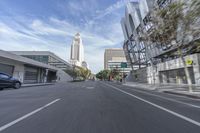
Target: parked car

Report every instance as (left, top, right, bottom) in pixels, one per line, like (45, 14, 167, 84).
(0, 73, 21, 90)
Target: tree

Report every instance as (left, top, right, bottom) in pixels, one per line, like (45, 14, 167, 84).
(79, 67, 91, 80)
(96, 70, 111, 80)
(141, 0, 200, 92)
(96, 71, 103, 80)
(102, 70, 111, 80)
(96, 69, 123, 81)
(110, 69, 121, 81)
(65, 66, 92, 81)
(64, 68, 80, 81)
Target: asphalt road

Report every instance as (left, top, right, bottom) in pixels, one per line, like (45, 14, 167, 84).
(0, 81, 200, 133)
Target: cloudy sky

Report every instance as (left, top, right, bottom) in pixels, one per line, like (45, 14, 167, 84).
(0, 0, 131, 73)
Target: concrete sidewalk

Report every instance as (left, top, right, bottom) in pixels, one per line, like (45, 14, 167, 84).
(123, 82, 200, 99)
(124, 82, 158, 90)
(22, 83, 55, 88)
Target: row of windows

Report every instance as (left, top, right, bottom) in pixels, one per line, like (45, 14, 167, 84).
(23, 55, 49, 64)
(23, 55, 69, 69)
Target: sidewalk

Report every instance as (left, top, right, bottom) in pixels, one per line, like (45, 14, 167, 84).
(22, 83, 55, 88)
(124, 82, 158, 90)
(123, 82, 200, 99)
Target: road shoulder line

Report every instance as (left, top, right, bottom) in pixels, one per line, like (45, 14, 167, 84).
(116, 84, 200, 109)
(102, 83, 200, 127)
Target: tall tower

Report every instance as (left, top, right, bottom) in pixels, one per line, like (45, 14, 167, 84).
(70, 33, 84, 66)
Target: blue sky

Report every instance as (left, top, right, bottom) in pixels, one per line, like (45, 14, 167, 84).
(0, 0, 130, 73)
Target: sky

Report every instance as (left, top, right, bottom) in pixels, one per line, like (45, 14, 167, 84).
(0, 0, 131, 73)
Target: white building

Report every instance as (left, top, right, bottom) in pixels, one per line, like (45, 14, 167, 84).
(70, 33, 85, 67)
(11, 51, 71, 70)
(0, 50, 72, 84)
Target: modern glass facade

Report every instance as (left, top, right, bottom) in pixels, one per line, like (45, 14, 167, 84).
(121, 0, 200, 70)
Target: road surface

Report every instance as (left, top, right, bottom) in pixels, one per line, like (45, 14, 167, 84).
(0, 81, 200, 133)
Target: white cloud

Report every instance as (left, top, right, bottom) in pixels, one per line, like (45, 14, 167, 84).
(94, 0, 128, 20)
(0, 0, 127, 73)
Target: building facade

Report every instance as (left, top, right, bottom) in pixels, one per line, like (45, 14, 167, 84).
(121, 0, 200, 85)
(11, 51, 71, 70)
(0, 50, 72, 84)
(0, 50, 58, 84)
(104, 48, 132, 73)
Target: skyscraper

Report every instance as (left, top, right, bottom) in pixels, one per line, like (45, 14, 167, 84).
(70, 33, 85, 67)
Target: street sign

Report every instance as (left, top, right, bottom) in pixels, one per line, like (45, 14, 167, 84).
(121, 62, 127, 68)
(186, 59, 193, 65)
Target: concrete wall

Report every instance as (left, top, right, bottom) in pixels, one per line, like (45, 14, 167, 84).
(147, 66, 159, 84)
(126, 53, 200, 85)
(147, 53, 200, 85)
(0, 57, 25, 82)
(56, 69, 72, 82)
(126, 67, 148, 83)
(0, 56, 72, 83)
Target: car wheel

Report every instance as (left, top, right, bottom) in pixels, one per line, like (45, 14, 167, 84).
(14, 82, 21, 89)
(0, 88, 3, 91)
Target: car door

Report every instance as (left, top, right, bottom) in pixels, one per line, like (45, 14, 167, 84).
(0, 74, 11, 88)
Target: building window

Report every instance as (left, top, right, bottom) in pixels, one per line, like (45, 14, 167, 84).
(129, 15, 135, 32)
(157, 0, 171, 8)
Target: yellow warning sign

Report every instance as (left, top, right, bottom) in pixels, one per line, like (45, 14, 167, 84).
(186, 59, 193, 65)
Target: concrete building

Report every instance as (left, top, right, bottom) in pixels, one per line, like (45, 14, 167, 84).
(121, 0, 200, 85)
(11, 51, 71, 70)
(0, 50, 71, 84)
(70, 33, 85, 67)
(104, 48, 132, 73)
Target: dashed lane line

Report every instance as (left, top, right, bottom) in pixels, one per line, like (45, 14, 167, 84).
(0, 98, 60, 132)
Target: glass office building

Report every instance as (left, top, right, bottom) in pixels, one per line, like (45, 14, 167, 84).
(121, 0, 200, 84)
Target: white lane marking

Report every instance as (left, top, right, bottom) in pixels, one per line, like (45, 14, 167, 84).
(118, 84, 200, 109)
(86, 87, 94, 89)
(102, 83, 200, 127)
(0, 99, 60, 132)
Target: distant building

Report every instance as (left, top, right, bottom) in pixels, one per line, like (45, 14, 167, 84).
(104, 48, 131, 73)
(70, 33, 84, 67)
(69, 33, 89, 69)
(11, 51, 71, 70)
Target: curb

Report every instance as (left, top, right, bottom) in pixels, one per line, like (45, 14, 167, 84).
(163, 91, 200, 99)
(21, 83, 55, 88)
(123, 84, 157, 91)
(123, 83, 200, 99)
